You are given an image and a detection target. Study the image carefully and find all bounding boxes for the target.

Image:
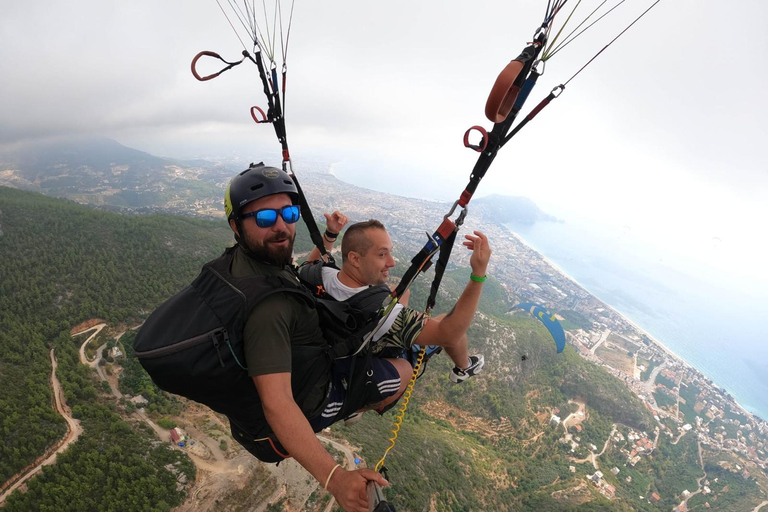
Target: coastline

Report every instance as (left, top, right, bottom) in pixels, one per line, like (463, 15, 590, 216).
(503, 225, 765, 423)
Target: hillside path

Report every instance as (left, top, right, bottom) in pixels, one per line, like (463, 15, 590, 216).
(643, 362, 666, 393)
(570, 425, 616, 470)
(562, 400, 586, 433)
(76, 323, 106, 365)
(0, 350, 83, 504)
(590, 329, 611, 355)
(682, 440, 707, 509)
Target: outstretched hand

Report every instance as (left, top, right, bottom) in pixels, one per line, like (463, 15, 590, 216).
(328, 468, 388, 512)
(324, 211, 349, 235)
(463, 231, 491, 278)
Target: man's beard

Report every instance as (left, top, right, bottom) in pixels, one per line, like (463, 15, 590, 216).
(241, 230, 295, 266)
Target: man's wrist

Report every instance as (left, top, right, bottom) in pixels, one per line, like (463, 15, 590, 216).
(324, 229, 338, 240)
(470, 272, 487, 283)
(324, 463, 342, 490)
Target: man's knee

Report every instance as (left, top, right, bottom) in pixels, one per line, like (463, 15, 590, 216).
(389, 357, 413, 393)
(373, 357, 412, 410)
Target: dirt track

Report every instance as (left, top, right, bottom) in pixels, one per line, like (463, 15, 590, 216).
(0, 349, 84, 504)
(2, 322, 360, 511)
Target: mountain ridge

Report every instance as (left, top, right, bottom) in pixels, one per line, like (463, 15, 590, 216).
(0, 136, 558, 226)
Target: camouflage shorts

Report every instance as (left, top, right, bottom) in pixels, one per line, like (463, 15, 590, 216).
(371, 307, 427, 354)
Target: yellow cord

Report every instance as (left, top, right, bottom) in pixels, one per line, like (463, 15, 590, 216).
(374, 345, 427, 473)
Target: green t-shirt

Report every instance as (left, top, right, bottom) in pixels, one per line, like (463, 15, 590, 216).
(230, 246, 331, 419)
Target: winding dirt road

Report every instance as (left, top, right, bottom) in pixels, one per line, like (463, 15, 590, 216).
(562, 400, 587, 433)
(0, 349, 84, 504)
(570, 425, 616, 471)
(681, 440, 707, 509)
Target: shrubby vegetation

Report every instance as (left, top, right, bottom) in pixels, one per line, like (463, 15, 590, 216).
(687, 462, 762, 511)
(648, 434, 702, 510)
(559, 309, 594, 331)
(0, 188, 221, 490)
(653, 391, 677, 409)
(640, 360, 658, 382)
(655, 373, 677, 390)
(2, 331, 195, 511)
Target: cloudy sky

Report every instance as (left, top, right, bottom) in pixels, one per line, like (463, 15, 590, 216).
(2, 0, 767, 291)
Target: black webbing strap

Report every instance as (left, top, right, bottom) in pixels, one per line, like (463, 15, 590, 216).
(246, 49, 331, 263)
(392, 215, 456, 299)
(396, 38, 545, 311)
(460, 45, 542, 206)
(292, 175, 333, 264)
(426, 229, 458, 311)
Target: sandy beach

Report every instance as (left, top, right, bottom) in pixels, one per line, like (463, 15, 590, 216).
(506, 229, 685, 356)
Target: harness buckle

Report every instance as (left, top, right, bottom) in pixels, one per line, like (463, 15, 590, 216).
(443, 200, 468, 229)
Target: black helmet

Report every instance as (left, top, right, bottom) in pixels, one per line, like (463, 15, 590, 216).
(224, 162, 299, 220)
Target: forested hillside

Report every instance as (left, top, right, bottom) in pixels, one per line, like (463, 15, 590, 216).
(0, 185, 314, 497)
(0, 188, 236, 491)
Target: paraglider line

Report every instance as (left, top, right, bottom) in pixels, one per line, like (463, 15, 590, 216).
(279, 0, 296, 116)
(564, 0, 662, 86)
(546, 0, 629, 60)
(545, 0, 611, 58)
(544, 0, 584, 61)
(237, 0, 256, 38)
(216, 0, 251, 53)
(545, 0, 569, 26)
(280, 0, 296, 63)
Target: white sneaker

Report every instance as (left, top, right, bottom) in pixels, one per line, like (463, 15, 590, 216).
(450, 355, 485, 384)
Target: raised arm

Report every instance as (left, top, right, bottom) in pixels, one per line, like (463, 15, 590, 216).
(306, 211, 348, 263)
(416, 231, 492, 344)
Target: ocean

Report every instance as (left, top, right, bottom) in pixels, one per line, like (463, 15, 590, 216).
(508, 219, 768, 423)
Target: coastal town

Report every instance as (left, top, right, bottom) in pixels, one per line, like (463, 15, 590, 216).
(484, 226, 768, 510)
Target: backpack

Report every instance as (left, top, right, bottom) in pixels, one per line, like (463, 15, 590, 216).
(133, 250, 389, 462)
(298, 261, 392, 358)
(134, 245, 317, 430)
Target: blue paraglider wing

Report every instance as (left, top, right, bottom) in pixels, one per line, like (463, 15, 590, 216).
(512, 302, 566, 353)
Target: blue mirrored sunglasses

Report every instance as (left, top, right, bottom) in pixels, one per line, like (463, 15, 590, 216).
(240, 205, 301, 228)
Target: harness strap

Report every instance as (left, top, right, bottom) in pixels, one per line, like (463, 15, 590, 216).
(426, 229, 458, 312)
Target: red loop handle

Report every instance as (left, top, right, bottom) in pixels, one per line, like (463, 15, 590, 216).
(191, 51, 226, 82)
(485, 60, 525, 123)
(463, 125, 489, 153)
(250, 106, 268, 124)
